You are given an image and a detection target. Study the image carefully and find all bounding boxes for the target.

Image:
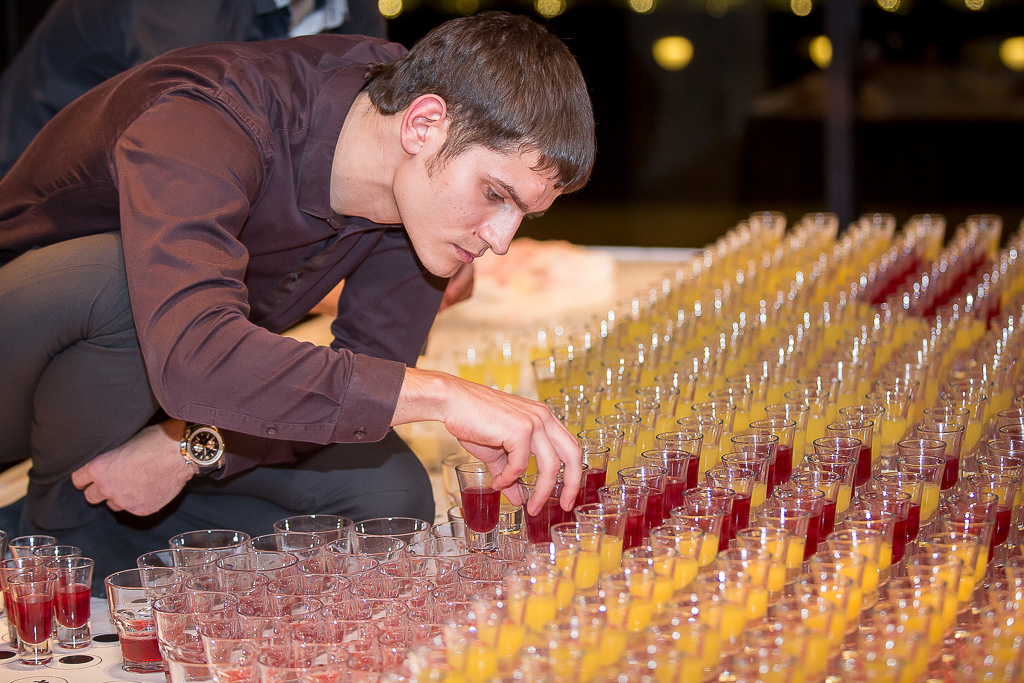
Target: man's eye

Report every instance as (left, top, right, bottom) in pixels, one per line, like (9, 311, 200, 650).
(486, 188, 504, 202)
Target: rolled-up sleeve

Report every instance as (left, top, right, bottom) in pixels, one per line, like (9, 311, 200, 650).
(115, 93, 411, 474)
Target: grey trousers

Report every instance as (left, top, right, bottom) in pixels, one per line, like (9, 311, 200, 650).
(0, 233, 434, 589)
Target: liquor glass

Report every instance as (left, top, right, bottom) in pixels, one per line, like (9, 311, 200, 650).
(622, 544, 678, 611)
(519, 473, 570, 544)
(455, 462, 501, 551)
(641, 447, 697, 506)
(809, 437, 861, 513)
(0, 556, 44, 646)
(753, 506, 812, 578)
(790, 469, 842, 539)
(594, 414, 641, 481)
(873, 471, 925, 543)
(673, 415, 721, 476)
(248, 533, 325, 561)
(895, 448, 946, 523)
(105, 567, 183, 673)
(705, 466, 757, 533)
(8, 534, 56, 559)
(165, 649, 216, 683)
(597, 484, 648, 550)
(919, 531, 982, 606)
(49, 556, 93, 649)
(577, 427, 625, 489)
(730, 432, 779, 496)
(719, 451, 771, 509)
(842, 508, 896, 578)
(839, 403, 885, 470)
(352, 517, 432, 546)
(903, 554, 963, 634)
(580, 445, 611, 505)
(825, 419, 875, 489)
(858, 490, 911, 564)
(809, 550, 869, 612)
(749, 418, 797, 489)
(573, 502, 627, 572)
(681, 486, 736, 550)
(765, 402, 810, 465)
(618, 465, 669, 533)
(169, 529, 251, 557)
(962, 472, 1018, 553)
(273, 514, 354, 544)
(137, 548, 219, 578)
(734, 527, 790, 597)
(714, 547, 772, 619)
(8, 570, 55, 664)
(939, 509, 993, 581)
(649, 526, 703, 591)
(774, 486, 826, 560)
(669, 512, 725, 568)
(32, 544, 82, 561)
(915, 422, 964, 490)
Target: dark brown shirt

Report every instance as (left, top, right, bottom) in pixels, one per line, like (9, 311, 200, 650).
(0, 35, 446, 476)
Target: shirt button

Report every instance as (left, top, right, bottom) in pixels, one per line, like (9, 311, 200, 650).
(266, 427, 277, 435)
(354, 428, 366, 440)
(291, 273, 301, 282)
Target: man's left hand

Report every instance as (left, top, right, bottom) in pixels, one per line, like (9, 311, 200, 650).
(70, 419, 194, 516)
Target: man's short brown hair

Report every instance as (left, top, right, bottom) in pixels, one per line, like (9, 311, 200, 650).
(365, 12, 596, 193)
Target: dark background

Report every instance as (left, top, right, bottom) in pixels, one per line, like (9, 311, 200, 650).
(4, 0, 1024, 246)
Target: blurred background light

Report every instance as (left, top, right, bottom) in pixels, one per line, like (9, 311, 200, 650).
(809, 35, 832, 69)
(652, 36, 694, 71)
(1000, 37, 1024, 71)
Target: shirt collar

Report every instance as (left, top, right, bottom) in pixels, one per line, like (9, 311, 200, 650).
(295, 64, 368, 225)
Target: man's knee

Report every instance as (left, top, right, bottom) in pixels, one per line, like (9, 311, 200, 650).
(337, 449, 436, 523)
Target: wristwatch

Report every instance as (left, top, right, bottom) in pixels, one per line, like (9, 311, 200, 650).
(179, 423, 225, 475)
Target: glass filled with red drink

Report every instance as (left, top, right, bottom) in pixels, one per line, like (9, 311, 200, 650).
(456, 462, 502, 551)
(8, 570, 55, 664)
(47, 556, 94, 649)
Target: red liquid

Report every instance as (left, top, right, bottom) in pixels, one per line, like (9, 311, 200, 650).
(685, 456, 700, 490)
(731, 494, 751, 537)
(994, 506, 1012, 547)
(775, 445, 793, 487)
(643, 490, 665, 535)
(820, 499, 837, 539)
(855, 445, 872, 487)
(583, 468, 606, 505)
(525, 497, 562, 543)
(664, 478, 687, 513)
(462, 486, 500, 533)
(624, 510, 645, 549)
(804, 512, 822, 560)
(14, 594, 54, 645)
(941, 454, 960, 490)
(906, 503, 921, 543)
(120, 629, 162, 666)
(766, 461, 777, 497)
(55, 583, 91, 628)
(891, 517, 908, 564)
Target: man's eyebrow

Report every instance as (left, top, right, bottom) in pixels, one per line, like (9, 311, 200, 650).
(492, 178, 544, 218)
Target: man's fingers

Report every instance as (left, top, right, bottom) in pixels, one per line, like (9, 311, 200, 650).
(543, 417, 583, 510)
(81, 484, 105, 506)
(70, 466, 93, 490)
(107, 501, 123, 512)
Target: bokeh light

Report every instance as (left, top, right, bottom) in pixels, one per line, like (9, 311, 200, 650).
(378, 0, 402, 17)
(809, 35, 832, 69)
(535, 0, 566, 17)
(791, 0, 812, 16)
(877, 0, 900, 11)
(629, 0, 655, 13)
(1000, 37, 1024, 71)
(652, 36, 695, 71)
(965, 0, 984, 9)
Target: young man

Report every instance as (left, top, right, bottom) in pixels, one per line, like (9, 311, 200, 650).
(0, 12, 594, 582)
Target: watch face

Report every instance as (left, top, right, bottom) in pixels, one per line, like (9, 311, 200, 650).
(189, 429, 222, 464)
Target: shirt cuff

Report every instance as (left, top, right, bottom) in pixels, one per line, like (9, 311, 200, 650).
(335, 353, 406, 443)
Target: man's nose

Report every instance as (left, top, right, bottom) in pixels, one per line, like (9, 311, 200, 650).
(479, 214, 520, 256)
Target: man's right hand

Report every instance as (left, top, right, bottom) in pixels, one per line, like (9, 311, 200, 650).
(392, 367, 581, 516)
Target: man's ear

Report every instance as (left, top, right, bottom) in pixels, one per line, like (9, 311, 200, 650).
(399, 94, 447, 156)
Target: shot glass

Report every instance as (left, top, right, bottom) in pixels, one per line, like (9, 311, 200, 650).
(352, 517, 432, 546)
(50, 556, 94, 649)
(8, 534, 57, 559)
(169, 529, 251, 557)
(0, 556, 44, 646)
(273, 514, 354, 544)
(520, 473, 569, 544)
(105, 567, 183, 673)
(598, 484, 648, 550)
(8, 570, 55, 664)
(825, 419, 875, 489)
(895, 448, 946, 523)
(455, 462, 501, 551)
(573, 502, 627, 572)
